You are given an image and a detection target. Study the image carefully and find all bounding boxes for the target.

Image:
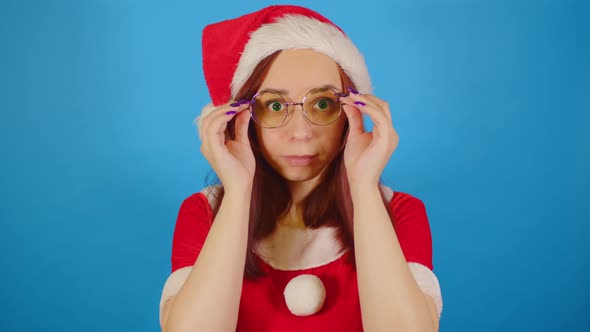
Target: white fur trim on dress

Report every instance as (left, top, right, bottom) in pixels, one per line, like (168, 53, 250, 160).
(408, 262, 443, 318)
(255, 225, 348, 271)
(159, 266, 193, 328)
(201, 184, 223, 207)
(379, 183, 394, 202)
(232, 14, 372, 99)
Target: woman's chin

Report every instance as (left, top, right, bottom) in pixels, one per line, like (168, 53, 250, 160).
(279, 168, 319, 182)
(277, 163, 332, 183)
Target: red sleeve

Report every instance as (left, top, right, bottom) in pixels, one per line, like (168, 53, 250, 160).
(170, 192, 214, 273)
(388, 192, 434, 270)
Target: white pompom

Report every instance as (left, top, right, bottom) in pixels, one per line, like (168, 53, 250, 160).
(283, 274, 326, 316)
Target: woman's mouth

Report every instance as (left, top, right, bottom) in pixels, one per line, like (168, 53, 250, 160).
(282, 155, 317, 166)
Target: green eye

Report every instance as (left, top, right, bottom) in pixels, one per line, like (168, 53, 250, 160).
(267, 101, 284, 112)
(314, 98, 332, 111)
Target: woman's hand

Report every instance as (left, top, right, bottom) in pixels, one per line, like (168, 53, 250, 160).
(340, 88, 399, 188)
(199, 100, 255, 192)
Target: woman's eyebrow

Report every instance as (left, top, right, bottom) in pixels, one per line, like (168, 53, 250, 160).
(265, 84, 340, 94)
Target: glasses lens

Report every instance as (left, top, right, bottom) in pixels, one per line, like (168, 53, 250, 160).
(251, 91, 288, 127)
(303, 88, 342, 125)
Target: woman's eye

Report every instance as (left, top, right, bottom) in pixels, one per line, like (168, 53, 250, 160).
(314, 98, 332, 111)
(266, 101, 284, 112)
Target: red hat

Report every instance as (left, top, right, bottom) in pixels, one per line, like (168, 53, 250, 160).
(195, 5, 372, 138)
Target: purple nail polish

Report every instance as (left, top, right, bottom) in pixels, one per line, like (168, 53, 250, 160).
(225, 110, 237, 115)
(347, 87, 360, 95)
(354, 101, 366, 107)
(335, 92, 349, 97)
(238, 99, 251, 105)
(230, 102, 241, 107)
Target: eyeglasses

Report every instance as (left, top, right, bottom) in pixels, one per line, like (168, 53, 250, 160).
(248, 87, 344, 128)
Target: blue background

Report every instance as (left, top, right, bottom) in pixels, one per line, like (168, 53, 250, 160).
(1, 0, 588, 331)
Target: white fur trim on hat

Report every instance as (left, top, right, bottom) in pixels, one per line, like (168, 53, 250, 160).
(231, 14, 373, 100)
(159, 266, 193, 328)
(408, 262, 443, 318)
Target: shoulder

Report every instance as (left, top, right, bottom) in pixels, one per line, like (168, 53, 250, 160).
(171, 185, 224, 270)
(173, 184, 224, 232)
(380, 184, 433, 269)
(179, 184, 223, 214)
(379, 184, 427, 214)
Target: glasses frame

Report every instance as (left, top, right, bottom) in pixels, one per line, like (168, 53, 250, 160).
(248, 87, 344, 128)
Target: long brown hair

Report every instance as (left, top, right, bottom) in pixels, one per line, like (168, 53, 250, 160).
(202, 51, 393, 279)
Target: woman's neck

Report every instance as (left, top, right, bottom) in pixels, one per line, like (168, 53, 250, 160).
(282, 167, 330, 228)
(278, 205, 306, 228)
(286, 167, 327, 203)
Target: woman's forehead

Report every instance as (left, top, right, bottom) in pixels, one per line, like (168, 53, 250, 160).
(259, 49, 342, 97)
(259, 84, 340, 95)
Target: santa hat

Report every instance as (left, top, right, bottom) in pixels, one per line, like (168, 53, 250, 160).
(194, 4, 373, 139)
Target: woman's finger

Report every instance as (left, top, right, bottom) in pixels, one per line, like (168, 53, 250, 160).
(362, 94, 392, 123)
(341, 103, 364, 140)
(201, 102, 244, 158)
(209, 107, 242, 151)
(233, 104, 252, 145)
(200, 103, 226, 155)
(351, 93, 399, 150)
(340, 94, 389, 129)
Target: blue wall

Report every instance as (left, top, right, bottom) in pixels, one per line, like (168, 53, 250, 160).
(1, 0, 588, 331)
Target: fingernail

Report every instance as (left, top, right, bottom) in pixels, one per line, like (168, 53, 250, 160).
(230, 100, 250, 107)
(347, 87, 360, 95)
(334, 92, 349, 97)
(354, 101, 366, 107)
(225, 110, 237, 115)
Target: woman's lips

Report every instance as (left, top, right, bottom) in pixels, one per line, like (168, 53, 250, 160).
(282, 155, 317, 166)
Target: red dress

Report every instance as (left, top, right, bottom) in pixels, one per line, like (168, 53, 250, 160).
(165, 187, 436, 331)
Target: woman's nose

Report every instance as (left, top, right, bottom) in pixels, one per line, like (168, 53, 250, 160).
(286, 104, 313, 140)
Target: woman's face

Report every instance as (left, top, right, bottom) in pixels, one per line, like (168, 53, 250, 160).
(254, 49, 347, 183)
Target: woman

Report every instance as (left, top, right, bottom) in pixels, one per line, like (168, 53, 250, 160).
(160, 5, 442, 332)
